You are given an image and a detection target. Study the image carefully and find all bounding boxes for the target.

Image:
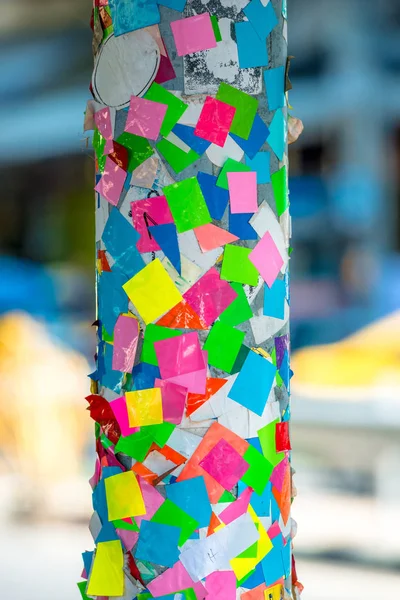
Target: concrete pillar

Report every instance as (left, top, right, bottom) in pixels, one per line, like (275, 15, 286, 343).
(81, 1, 299, 599)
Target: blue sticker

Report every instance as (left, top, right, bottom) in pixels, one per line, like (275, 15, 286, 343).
(197, 172, 229, 220)
(131, 362, 160, 390)
(264, 66, 285, 111)
(238, 479, 272, 517)
(172, 124, 211, 156)
(229, 210, 258, 240)
(263, 279, 286, 319)
(109, 0, 160, 37)
(102, 208, 144, 278)
(166, 476, 212, 528)
(135, 521, 180, 567)
(267, 109, 286, 161)
(98, 271, 129, 335)
(279, 350, 290, 390)
(82, 551, 94, 575)
(243, 0, 278, 41)
(149, 223, 181, 274)
(100, 342, 123, 392)
(231, 114, 269, 159)
(240, 562, 265, 588)
(157, 0, 186, 10)
(228, 350, 277, 416)
(245, 151, 271, 184)
(261, 534, 287, 586)
(235, 21, 268, 69)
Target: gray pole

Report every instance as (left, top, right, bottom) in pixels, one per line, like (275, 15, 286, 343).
(81, 1, 301, 599)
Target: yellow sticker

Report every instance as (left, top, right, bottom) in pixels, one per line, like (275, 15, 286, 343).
(105, 470, 146, 521)
(123, 258, 182, 324)
(230, 505, 273, 580)
(126, 388, 163, 427)
(87, 540, 124, 596)
(264, 584, 283, 600)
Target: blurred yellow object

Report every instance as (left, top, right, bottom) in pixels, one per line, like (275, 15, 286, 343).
(291, 310, 400, 399)
(0, 311, 91, 517)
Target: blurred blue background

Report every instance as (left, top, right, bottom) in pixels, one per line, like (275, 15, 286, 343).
(0, 1, 400, 599)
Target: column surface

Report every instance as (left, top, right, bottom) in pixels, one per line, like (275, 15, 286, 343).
(82, 1, 300, 599)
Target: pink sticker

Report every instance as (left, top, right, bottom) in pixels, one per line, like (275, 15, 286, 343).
(109, 396, 139, 438)
(199, 439, 249, 490)
(249, 231, 284, 287)
(267, 521, 282, 540)
(270, 456, 289, 492)
(115, 528, 139, 552)
(155, 378, 188, 425)
(164, 351, 208, 395)
(154, 332, 205, 380)
(112, 315, 139, 372)
(130, 195, 174, 252)
(183, 267, 238, 327)
(125, 96, 168, 141)
(194, 223, 238, 253)
(228, 171, 258, 214)
(194, 97, 236, 147)
(147, 560, 207, 599)
(135, 478, 165, 527)
(205, 571, 237, 600)
(171, 13, 217, 57)
(219, 486, 253, 525)
(94, 106, 114, 154)
(95, 157, 126, 206)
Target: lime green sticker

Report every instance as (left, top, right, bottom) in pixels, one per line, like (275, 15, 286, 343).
(156, 138, 200, 174)
(216, 82, 258, 139)
(164, 177, 212, 233)
(271, 165, 288, 216)
(257, 419, 286, 467)
(221, 245, 259, 286)
(141, 324, 181, 366)
(112, 518, 139, 532)
(242, 444, 274, 495)
(216, 158, 251, 190)
(145, 83, 188, 137)
(151, 499, 199, 546)
(204, 321, 245, 373)
(219, 282, 253, 326)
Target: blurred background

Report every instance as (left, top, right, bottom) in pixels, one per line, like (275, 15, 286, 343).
(0, 0, 400, 598)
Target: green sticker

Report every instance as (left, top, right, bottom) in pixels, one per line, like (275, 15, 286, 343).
(219, 282, 253, 326)
(115, 422, 175, 461)
(93, 129, 107, 172)
(141, 324, 181, 366)
(221, 245, 259, 286)
(241, 444, 274, 495)
(156, 138, 200, 174)
(204, 321, 245, 373)
(211, 15, 222, 42)
(216, 82, 258, 139)
(116, 132, 154, 173)
(164, 177, 212, 233)
(77, 581, 90, 600)
(151, 499, 199, 546)
(218, 489, 236, 503)
(115, 430, 153, 462)
(216, 158, 251, 189)
(144, 422, 175, 447)
(271, 165, 288, 216)
(230, 344, 251, 375)
(112, 518, 139, 532)
(145, 83, 188, 137)
(257, 419, 286, 467)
